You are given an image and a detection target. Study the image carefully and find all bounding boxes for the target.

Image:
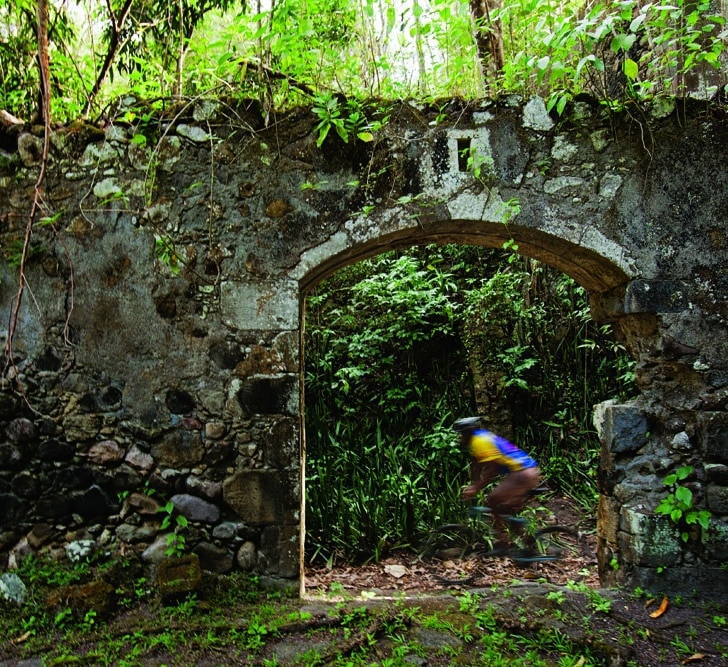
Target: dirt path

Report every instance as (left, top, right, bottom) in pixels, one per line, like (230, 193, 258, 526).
(304, 495, 599, 597)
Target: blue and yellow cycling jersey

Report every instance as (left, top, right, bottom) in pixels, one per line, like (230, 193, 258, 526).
(469, 429, 538, 473)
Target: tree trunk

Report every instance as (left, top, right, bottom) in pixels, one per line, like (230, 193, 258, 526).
(468, 0, 505, 91)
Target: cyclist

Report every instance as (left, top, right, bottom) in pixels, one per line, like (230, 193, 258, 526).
(454, 417, 542, 554)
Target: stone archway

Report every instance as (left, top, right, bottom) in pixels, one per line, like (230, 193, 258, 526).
(296, 219, 635, 587)
(292, 98, 728, 597)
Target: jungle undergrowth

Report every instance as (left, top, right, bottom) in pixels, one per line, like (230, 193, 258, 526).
(1, 550, 726, 667)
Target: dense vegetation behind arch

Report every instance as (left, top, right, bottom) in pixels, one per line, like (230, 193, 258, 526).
(304, 244, 636, 564)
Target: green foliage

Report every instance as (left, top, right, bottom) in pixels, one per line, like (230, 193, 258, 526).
(4, 553, 714, 667)
(462, 146, 495, 186)
(311, 92, 376, 147)
(655, 465, 711, 542)
(15, 553, 91, 588)
(1, 0, 724, 124)
(0, 0, 78, 120)
(494, 0, 726, 112)
(461, 254, 634, 508)
(154, 235, 181, 275)
(158, 500, 189, 557)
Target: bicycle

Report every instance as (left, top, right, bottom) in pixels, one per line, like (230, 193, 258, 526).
(422, 492, 589, 584)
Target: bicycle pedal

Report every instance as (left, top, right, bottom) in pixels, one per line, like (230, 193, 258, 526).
(507, 516, 528, 525)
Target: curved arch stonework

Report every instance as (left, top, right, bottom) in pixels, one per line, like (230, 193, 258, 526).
(0, 97, 726, 596)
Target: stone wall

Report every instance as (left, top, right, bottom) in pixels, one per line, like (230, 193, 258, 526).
(0, 96, 727, 596)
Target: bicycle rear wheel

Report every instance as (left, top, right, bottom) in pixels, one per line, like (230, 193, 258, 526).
(421, 523, 485, 561)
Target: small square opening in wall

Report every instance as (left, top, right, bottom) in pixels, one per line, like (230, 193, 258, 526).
(457, 138, 472, 172)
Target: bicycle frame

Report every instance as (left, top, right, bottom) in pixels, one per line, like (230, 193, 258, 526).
(429, 501, 578, 565)
(466, 504, 529, 529)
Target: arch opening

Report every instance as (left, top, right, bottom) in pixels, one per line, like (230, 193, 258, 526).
(299, 232, 636, 595)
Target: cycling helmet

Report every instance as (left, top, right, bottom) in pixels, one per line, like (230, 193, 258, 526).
(452, 417, 482, 432)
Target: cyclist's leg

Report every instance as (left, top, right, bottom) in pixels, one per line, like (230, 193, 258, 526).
(487, 467, 542, 546)
(488, 467, 541, 514)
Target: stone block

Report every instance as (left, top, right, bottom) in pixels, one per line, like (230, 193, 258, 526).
(236, 541, 258, 571)
(74, 484, 119, 520)
(705, 463, 728, 485)
(170, 493, 221, 523)
(195, 541, 233, 574)
(624, 280, 688, 314)
(223, 469, 299, 525)
(522, 96, 554, 131)
(46, 579, 116, 620)
(619, 508, 682, 568)
(264, 417, 299, 469)
(261, 524, 300, 578)
(151, 429, 205, 468)
(221, 280, 299, 330)
(235, 344, 287, 376)
(0, 573, 27, 604)
(62, 412, 102, 442)
(156, 553, 202, 601)
(705, 484, 728, 514)
(272, 331, 300, 371)
(702, 518, 728, 560)
(593, 401, 648, 454)
(699, 412, 728, 463)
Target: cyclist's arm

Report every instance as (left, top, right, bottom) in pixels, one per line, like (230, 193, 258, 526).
(462, 460, 498, 499)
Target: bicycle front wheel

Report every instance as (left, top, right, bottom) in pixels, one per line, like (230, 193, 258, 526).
(528, 526, 585, 562)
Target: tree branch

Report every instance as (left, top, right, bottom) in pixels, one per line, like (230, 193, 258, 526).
(83, 0, 136, 118)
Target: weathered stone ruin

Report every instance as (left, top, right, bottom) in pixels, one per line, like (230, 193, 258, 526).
(1, 96, 727, 597)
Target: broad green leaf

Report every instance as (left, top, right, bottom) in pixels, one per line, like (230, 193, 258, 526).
(676, 465, 692, 480)
(556, 94, 568, 115)
(610, 33, 637, 53)
(630, 14, 646, 32)
(316, 124, 330, 148)
(675, 486, 693, 505)
(624, 58, 639, 80)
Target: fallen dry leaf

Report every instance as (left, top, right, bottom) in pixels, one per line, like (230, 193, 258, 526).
(649, 595, 669, 618)
(681, 653, 706, 664)
(12, 631, 31, 645)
